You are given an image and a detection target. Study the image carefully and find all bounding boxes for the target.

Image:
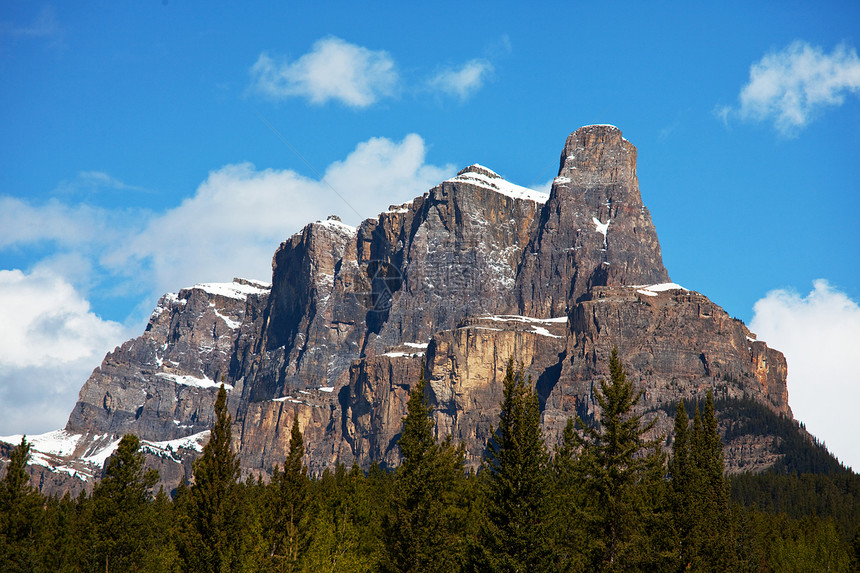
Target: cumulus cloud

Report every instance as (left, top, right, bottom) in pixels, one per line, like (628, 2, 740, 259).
(0, 269, 128, 435)
(0, 196, 116, 249)
(249, 37, 398, 107)
(725, 41, 860, 135)
(104, 133, 454, 298)
(750, 280, 860, 471)
(428, 59, 494, 100)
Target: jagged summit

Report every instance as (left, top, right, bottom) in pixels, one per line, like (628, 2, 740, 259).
(447, 163, 549, 204)
(516, 124, 669, 317)
(4, 126, 794, 494)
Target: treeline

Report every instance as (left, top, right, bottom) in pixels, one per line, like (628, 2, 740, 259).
(1, 351, 858, 571)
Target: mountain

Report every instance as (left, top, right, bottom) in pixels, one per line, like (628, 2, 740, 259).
(1, 126, 811, 495)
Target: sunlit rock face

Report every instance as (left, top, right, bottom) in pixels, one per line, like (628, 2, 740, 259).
(7, 127, 793, 495)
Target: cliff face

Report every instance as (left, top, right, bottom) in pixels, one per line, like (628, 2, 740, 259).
(6, 126, 796, 494)
(516, 126, 669, 317)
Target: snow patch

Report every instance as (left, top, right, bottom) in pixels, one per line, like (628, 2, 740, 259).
(155, 372, 232, 390)
(320, 386, 334, 393)
(143, 431, 209, 456)
(193, 280, 270, 300)
(213, 308, 241, 329)
(0, 429, 82, 458)
(632, 283, 690, 296)
(381, 350, 425, 358)
(448, 166, 549, 204)
(592, 216, 610, 245)
(316, 218, 358, 234)
(480, 314, 567, 324)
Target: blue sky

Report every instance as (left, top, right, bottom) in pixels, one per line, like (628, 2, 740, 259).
(2, 2, 859, 469)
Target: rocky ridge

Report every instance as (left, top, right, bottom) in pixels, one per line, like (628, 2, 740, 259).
(2, 126, 797, 494)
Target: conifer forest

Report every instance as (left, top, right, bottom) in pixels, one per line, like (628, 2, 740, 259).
(2, 351, 858, 572)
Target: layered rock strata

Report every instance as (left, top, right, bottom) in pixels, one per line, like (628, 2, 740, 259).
(5, 126, 796, 494)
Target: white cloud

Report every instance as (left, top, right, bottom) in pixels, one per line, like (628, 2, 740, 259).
(428, 59, 494, 100)
(0, 269, 128, 435)
(730, 41, 860, 135)
(0, 196, 110, 249)
(249, 37, 398, 107)
(750, 280, 860, 471)
(104, 133, 454, 298)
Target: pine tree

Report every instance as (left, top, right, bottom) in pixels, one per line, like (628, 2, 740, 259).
(266, 416, 309, 572)
(0, 435, 44, 572)
(91, 433, 160, 572)
(668, 399, 700, 571)
(669, 391, 737, 571)
(382, 364, 467, 573)
(552, 418, 589, 572)
(693, 390, 735, 570)
(180, 383, 243, 572)
(575, 348, 668, 572)
(474, 359, 553, 572)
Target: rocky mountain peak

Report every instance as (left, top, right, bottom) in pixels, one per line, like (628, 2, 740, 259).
(558, 124, 637, 187)
(516, 125, 669, 317)
(6, 126, 796, 495)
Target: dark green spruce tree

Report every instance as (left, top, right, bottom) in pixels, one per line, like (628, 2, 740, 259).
(382, 364, 467, 573)
(0, 435, 44, 572)
(692, 390, 735, 570)
(90, 433, 160, 572)
(669, 391, 737, 571)
(575, 348, 670, 572)
(553, 418, 590, 572)
(265, 416, 310, 572)
(473, 359, 553, 572)
(180, 383, 243, 572)
(668, 399, 700, 571)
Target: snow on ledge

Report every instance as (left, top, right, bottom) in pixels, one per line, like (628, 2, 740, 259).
(143, 431, 210, 456)
(156, 372, 233, 391)
(479, 314, 568, 324)
(448, 165, 549, 204)
(0, 429, 82, 458)
(193, 280, 270, 300)
(315, 217, 358, 235)
(633, 283, 690, 296)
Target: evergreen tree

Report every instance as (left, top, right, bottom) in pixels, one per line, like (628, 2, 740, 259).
(91, 433, 160, 572)
(668, 399, 700, 571)
(180, 383, 243, 572)
(575, 348, 668, 572)
(304, 463, 376, 572)
(0, 435, 44, 572)
(692, 391, 735, 570)
(473, 359, 553, 572)
(266, 416, 309, 572)
(552, 418, 589, 572)
(382, 364, 467, 573)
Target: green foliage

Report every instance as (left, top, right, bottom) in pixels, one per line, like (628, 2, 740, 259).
(265, 417, 310, 572)
(717, 396, 849, 475)
(574, 348, 669, 572)
(473, 359, 553, 572)
(303, 463, 380, 572)
(91, 433, 161, 571)
(382, 365, 468, 573)
(4, 358, 858, 571)
(0, 436, 44, 572)
(669, 393, 736, 571)
(179, 383, 244, 572)
(552, 418, 590, 571)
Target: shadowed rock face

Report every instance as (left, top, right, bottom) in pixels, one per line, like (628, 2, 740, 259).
(11, 127, 795, 495)
(517, 125, 669, 318)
